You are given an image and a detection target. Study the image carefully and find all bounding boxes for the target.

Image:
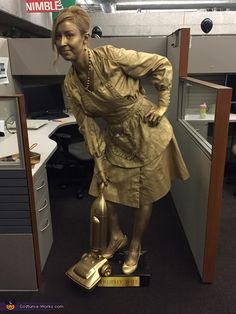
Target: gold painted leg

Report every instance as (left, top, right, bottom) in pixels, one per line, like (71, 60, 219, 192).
(102, 201, 127, 259)
(122, 203, 152, 274)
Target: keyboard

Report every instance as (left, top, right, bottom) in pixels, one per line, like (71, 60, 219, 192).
(33, 112, 69, 120)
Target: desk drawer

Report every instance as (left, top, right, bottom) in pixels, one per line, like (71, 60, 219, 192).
(33, 167, 53, 270)
(37, 213, 53, 270)
(34, 169, 49, 204)
(36, 191, 53, 270)
(36, 191, 50, 219)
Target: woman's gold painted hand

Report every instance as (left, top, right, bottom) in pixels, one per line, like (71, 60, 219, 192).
(144, 106, 167, 127)
(95, 156, 109, 186)
(97, 170, 109, 187)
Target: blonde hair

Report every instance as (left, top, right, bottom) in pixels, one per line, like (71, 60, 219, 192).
(52, 5, 90, 51)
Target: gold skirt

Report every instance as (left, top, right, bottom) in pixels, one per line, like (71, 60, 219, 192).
(89, 135, 189, 208)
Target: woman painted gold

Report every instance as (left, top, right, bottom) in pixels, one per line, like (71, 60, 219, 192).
(52, 5, 189, 275)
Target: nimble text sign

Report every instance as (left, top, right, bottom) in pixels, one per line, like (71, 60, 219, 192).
(26, 0, 62, 12)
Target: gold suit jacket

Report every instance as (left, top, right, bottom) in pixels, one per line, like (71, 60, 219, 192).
(64, 45, 173, 168)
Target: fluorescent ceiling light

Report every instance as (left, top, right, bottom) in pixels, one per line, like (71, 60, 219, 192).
(118, 1, 229, 5)
(76, 0, 95, 5)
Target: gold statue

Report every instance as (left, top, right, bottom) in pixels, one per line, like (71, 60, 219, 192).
(52, 5, 189, 284)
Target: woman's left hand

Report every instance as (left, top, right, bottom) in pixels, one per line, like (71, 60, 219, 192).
(144, 106, 167, 126)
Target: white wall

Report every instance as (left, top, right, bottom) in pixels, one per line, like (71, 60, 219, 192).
(1, 1, 236, 37)
(90, 11, 236, 36)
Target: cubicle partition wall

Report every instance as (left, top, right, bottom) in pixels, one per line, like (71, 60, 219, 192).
(7, 37, 167, 106)
(8, 38, 70, 76)
(7, 37, 167, 114)
(0, 95, 41, 290)
(188, 35, 236, 74)
(167, 29, 232, 282)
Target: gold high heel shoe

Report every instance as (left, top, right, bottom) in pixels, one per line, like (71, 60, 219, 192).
(102, 235, 128, 259)
(122, 247, 141, 275)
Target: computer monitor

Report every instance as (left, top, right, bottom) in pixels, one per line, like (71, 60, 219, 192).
(22, 83, 67, 119)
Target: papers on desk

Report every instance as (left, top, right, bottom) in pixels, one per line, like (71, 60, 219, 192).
(0, 149, 41, 167)
(26, 119, 49, 129)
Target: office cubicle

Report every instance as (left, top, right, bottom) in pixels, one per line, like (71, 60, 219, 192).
(167, 29, 232, 283)
(1, 31, 232, 289)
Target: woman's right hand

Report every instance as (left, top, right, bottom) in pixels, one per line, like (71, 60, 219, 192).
(97, 170, 109, 187)
(95, 156, 109, 186)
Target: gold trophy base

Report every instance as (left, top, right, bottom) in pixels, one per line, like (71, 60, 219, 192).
(66, 251, 150, 289)
(98, 275, 141, 287)
(98, 250, 150, 288)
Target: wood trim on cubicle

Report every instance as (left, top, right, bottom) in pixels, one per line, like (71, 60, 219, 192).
(203, 87, 232, 282)
(18, 95, 42, 289)
(179, 28, 190, 77)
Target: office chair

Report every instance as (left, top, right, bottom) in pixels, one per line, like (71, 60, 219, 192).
(50, 126, 94, 199)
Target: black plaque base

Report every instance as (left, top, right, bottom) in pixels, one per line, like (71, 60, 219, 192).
(98, 250, 150, 288)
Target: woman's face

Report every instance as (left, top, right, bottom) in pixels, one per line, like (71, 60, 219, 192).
(55, 20, 88, 62)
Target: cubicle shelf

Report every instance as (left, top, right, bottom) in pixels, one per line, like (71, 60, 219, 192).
(0, 10, 51, 38)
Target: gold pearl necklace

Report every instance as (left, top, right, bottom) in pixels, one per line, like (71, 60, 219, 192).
(86, 49, 92, 91)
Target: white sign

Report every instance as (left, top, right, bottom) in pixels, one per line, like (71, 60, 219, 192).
(0, 57, 9, 85)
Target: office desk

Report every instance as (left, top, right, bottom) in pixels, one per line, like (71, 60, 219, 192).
(184, 113, 236, 139)
(28, 115, 76, 177)
(185, 113, 236, 122)
(0, 114, 76, 177)
(0, 114, 76, 279)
